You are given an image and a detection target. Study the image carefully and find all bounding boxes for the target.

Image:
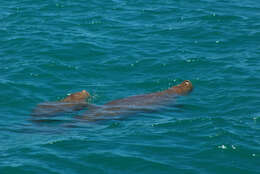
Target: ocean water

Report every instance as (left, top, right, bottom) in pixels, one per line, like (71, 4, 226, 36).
(1, 0, 259, 173)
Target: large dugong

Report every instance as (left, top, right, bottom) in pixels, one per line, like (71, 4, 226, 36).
(78, 80, 193, 121)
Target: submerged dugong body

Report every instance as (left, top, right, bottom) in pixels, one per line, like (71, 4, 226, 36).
(32, 90, 90, 117)
(78, 80, 193, 121)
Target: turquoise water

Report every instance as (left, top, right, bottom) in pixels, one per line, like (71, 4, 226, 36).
(1, 0, 260, 173)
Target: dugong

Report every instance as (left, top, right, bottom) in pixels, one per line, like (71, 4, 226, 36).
(32, 90, 90, 117)
(78, 80, 193, 121)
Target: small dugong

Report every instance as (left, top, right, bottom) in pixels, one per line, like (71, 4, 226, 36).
(32, 90, 90, 117)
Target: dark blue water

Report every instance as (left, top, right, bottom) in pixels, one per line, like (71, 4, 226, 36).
(1, 0, 259, 173)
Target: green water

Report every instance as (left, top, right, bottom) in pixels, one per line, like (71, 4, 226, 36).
(0, 0, 259, 173)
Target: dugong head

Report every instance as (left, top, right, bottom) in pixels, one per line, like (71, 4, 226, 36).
(171, 80, 193, 95)
(61, 90, 90, 102)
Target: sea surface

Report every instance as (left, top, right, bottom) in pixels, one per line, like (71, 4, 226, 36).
(0, 0, 259, 173)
